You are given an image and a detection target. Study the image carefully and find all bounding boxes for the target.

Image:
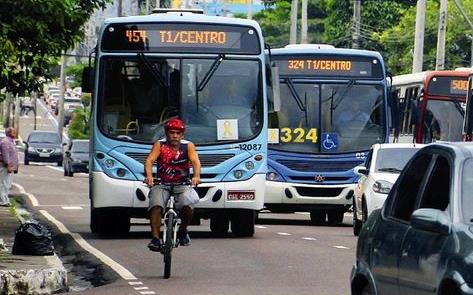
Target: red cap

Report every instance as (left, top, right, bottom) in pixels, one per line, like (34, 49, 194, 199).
(165, 118, 185, 132)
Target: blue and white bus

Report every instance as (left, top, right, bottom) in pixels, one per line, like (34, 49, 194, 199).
(266, 44, 390, 224)
(83, 9, 268, 236)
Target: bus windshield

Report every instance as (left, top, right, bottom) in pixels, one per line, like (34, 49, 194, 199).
(269, 81, 385, 153)
(99, 57, 263, 144)
(422, 99, 464, 142)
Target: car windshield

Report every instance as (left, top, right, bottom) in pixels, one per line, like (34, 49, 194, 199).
(71, 141, 89, 153)
(462, 159, 473, 223)
(269, 81, 386, 153)
(28, 133, 60, 143)
(375, 147, 420, 173)
(423, 99, 464, 142)
(98, 57, 263, 144)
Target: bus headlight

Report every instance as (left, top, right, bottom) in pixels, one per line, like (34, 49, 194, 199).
(372, 180, 393, 194)
(266, 172, 279, 181)
(104, 159, 115, 169)
(245, 161, 255, 170)
(233, 170, 244, 179)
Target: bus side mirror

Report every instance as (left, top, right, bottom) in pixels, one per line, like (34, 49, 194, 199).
(269, 65, 281, 112)
(81, 66, 94, 94)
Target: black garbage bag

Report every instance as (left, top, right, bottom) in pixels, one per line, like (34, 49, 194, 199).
(12, 220, 54, 256)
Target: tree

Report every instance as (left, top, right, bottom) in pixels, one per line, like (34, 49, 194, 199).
(0, 0, 111, 98)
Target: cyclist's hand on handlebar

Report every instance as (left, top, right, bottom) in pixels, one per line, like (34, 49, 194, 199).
(191, 176, 200, 187)
(144, 176, 154, 187)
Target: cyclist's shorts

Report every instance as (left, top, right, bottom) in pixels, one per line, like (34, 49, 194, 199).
(148, 184, 199, 211)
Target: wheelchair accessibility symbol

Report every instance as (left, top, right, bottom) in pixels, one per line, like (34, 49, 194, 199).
(322, 133, 338, 152)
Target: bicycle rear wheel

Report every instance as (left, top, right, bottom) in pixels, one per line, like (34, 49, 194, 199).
(163, 213, 174, 279)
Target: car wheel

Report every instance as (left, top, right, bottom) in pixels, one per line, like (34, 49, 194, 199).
(57, 160, 62, 167)
(24, 154, 29, 165)
(210, 211, 229, 236)
(327, 209, 345, 225)
(353, 199, 362, 236)
(362, 198, 368, 224)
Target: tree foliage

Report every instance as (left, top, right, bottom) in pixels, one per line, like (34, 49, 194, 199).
(0, 0, 111, 97)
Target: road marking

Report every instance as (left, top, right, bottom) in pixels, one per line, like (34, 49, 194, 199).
(295, 212, 310, 215)
(62, 206, 83, 210)
(12, 183, 39, 206)
(302, 237, 317, 241)
(139, 292, 155, 295)
(46, 166, 64, 172)
(277, 232, 291, 236)
(255, 225, 267, 229)
(134, 286, 149, 290)
(332, 245, 350, 249)
(128, 281, 143, 286)
(39, 209, 137, 280)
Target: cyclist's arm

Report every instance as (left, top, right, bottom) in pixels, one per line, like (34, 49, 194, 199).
(144, 141, 161, 186)
(188, 142, 201, 186)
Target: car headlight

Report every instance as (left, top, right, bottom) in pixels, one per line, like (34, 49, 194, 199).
(372, 180, 393, 194)
(27, 147, 35, 152)
(245, 161, 255, 170)
(55, 148, 62, 153)
(104, 159, 115, 169)
(72, 159, 82, 163)
(266, 172, 279, 181)
(233, 170, 244, 179)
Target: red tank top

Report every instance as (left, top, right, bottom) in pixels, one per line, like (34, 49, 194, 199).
(156, 139, 190, 182)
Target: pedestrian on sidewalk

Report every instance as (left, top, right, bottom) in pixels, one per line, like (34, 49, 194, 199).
(0, 127, 19, 206)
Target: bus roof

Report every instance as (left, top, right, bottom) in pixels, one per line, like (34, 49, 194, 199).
(103, 12, 261, 30)
(270, 46, 384, 60)
(392, 70, 469, 87)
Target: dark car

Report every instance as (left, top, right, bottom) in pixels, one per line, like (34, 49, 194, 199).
(63, 139, 89, 177)
(23, 131, 62, 166)
(351, 142, 473, 295)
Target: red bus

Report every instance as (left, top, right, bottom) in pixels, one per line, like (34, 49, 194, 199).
(392, 70, 468, 143)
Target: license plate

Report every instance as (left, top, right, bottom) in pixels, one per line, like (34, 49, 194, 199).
(227, 191, 255, 200)
(39, 152, 50, 158)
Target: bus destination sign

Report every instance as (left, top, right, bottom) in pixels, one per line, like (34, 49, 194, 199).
(102, 23, 260, 54)
(274, 55, 383, 78)
(428, 76, 468, 97)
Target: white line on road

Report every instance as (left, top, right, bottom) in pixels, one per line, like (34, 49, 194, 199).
(12, 183, 39, 206)
(255, 225, 267, 229)
(302, 237, 317, 241)
(295, 212, 310, 215)
(139, 292, 155, 295)
(332, 245, 350, 249)
(134, 286, 149, 290)
(277, 232, 291, 236)
(128, 281, 143, 286)
(61, 206, 83, 210)
(46, 166, 64, 172)
(39, 209, 137, 280)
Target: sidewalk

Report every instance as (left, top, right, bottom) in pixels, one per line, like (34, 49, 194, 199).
(0, 194, 67, 295)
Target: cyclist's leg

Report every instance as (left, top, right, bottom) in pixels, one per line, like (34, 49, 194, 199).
(175, 186, 199, 245)
(148, 186, 169, 241)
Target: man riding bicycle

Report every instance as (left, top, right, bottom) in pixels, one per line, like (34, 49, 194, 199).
(144, 118, 201, 252)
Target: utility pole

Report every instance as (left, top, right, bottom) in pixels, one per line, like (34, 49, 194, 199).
(352, 0, 361, 49)
(289, 0, 298, 44)
(301, 0, 308, 44)
(247, 0, 253, 20)
(117, 0, 122, 16)
(412, 0, 426, 73)
(453, 0, 473, 67)
(156, 0, 160, 9)
(58, 53, 66, 142)
(435, 0, 447, 70)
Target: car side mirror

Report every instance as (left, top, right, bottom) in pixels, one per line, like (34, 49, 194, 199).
(410, 208, 450, 235)
(354, 166, 369, 176)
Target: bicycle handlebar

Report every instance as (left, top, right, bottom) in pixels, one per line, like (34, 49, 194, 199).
(143, 178, 192, 187)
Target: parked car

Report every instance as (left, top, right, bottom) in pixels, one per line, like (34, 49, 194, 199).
(63, 139, 89, 177)
(23, 131, 62, 166)
(352, 143, 424, 236)
(351, 142, 473, 295)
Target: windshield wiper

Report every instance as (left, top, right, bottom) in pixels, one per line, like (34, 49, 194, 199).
(378, 167, 403, 173)
(332, 79, 355, 110)
(284, 78, 308, 125)
(137, 52, 166, 88)
(197, 54, 225, 92)
(451, 97, 465, 117)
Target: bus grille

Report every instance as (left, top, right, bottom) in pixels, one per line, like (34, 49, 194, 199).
(276, 159, 362, 172)
(125, 153, 235, 167)
(294, 186, 344, 197)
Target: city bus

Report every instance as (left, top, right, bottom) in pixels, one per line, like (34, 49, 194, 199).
(463, 69, 473, 141)
(82, 9, 268, 237)
(265, 44, 390, 224)
(391, 70, 469, 143)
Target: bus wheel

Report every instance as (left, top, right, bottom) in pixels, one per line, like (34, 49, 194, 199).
(310, 210, 326, 225)
(327, 209, 345, 225)
(96, 209, 130, 236)
(210, 212, 229, 236)
(90, 207, 99, 233)
(230, 209, 255, 237)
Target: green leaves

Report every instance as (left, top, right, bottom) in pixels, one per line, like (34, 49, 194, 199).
(0, 0, 111, 96)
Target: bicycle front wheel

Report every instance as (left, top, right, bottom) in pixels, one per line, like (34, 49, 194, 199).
(163, 213, 174, 279)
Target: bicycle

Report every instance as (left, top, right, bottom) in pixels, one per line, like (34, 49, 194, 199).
(150, 178, 191, 279)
